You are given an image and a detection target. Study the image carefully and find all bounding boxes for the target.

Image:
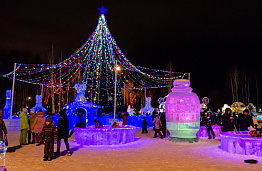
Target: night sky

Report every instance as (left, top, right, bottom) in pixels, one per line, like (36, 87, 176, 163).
(1, 0, 262, 110)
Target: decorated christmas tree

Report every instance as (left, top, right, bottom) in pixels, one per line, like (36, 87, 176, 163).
(81, 6, 123, 112)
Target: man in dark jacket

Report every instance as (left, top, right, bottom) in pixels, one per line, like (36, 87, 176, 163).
(238, 109, 253, 131)
(142, 117, 149, 133)
(203, 115, 215, 139)
(56, 109, 70, 156)
(28, 110, 36, 144)
(41, 117, 57, 161)
(160, 112, 166, 138)
(222, 108, 234, 132)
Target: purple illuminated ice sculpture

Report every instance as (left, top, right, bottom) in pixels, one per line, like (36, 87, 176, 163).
(165, 79, 200, 139)
(220, 131, 262, 156)
(75, 125, 136, 145)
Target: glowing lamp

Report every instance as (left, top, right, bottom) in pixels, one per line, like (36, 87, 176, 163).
(165, 79, 200, 138)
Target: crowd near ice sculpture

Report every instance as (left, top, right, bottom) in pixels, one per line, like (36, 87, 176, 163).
(3, 90, 11, 119)
(75, 125, 136, 145)
(140, 97, 154, 115)
(220, 131, 262, 156)
(62, 83, 101, 126)
(30, 95, 46, 113)
(165, 79, 200, 139)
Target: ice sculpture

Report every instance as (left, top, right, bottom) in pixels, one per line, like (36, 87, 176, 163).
(141, 97, 154, 115)
(62, 83, 101, 127)
(75, 125, 136, 145)
(30, 95, 46, 113)
(158, 97, 166, 113)
(165, 79, 200, 138)
(220, 131, 262, 157)
(196, 125, 221, 137)
(127, 105, 135, 116)
(3, 90, 11, 119)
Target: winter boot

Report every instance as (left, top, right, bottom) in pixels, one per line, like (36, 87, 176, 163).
(48, 157, 52, 161)
(43, 156, 48, 161)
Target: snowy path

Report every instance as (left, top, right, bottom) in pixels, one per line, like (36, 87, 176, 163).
(3, 128, 262, 171)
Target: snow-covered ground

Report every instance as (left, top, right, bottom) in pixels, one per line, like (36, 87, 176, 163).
(3, 128, 262, 171)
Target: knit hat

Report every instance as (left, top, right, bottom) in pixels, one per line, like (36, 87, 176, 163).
(46, 117, 52, 123)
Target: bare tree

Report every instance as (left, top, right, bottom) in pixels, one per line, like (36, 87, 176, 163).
(230, 65, 240, 102)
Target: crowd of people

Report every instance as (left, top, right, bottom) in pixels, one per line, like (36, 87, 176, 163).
(201, 107, 260, 139)
(10, 108, 71, 161)
(1, 105, 259, 162)
(221, 108, 256, 132)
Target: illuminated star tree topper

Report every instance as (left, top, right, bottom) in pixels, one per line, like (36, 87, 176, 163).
(98, 6, 107, 14)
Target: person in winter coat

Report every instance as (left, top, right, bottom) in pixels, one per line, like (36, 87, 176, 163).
(19, 108, 29, 145)
(32, 109, 46, 146)
(222, 108, 234, 132)
(0, 109, 7, 142)
(122, 112, 127, 125)
(238, 109, 254, 131)
(151, 114, 163, 138)
(142, 117, 149, 133)
(203, 114, 215, 139)
(56, 110, 70, 156)
(28, 110, 36, 144)
(233, 113, 238, 130)
(41, 117, 57, 161)
(253, 113, 259, 129)
(160, 112, 167, 138)
(94, 119, 103, 128)
(217, 111, 222, 125)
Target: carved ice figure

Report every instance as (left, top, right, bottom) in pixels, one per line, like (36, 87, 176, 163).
(127, 105, 135, 116)
(3, 90, 11, 119)
(74, 83, 87, 102)
(62, 83, 101, 127)
(30, 95, 46, 113)
(158, 97, 166, 113)
(141, 97, 154, 115)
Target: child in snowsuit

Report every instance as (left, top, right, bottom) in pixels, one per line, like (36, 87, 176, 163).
(151, 114, 163, 138)
(142, 117, 149, 133)
(41, 117, 57, 161)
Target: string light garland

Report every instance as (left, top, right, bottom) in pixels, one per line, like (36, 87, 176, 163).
(1, 7, 188, 106)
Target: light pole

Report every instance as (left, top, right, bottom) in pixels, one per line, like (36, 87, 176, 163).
(114, 60, 121, 120)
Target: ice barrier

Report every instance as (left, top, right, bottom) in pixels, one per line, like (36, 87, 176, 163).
(196, 125, 221, 137)
(220, 131, 262, 157)
(75, 125, 136, 145)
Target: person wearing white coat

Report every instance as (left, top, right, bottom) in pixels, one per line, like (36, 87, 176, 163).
(253, 113, 258, 129)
